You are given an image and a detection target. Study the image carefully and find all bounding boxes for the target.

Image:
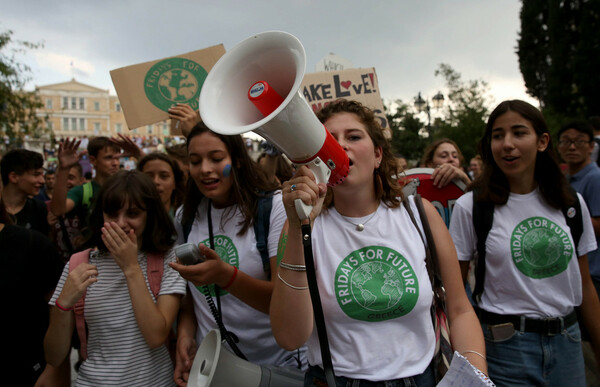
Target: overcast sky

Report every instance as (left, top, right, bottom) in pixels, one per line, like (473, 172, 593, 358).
(3, 0, 537, 113)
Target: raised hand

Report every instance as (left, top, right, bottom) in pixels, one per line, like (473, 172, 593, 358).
(168, 103, 201, 138)
(57, 138, 81, 170)
(431, 163, 470, 188)
(110, 133, 143, 160)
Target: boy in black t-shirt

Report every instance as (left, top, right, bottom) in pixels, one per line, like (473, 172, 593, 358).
(0, 149, 49, 235)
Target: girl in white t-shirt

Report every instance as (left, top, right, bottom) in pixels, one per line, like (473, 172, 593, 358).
(449, 100, 600, 386)
(270, 99, 487, 386)
(170, 123, 305, 386)
(44, 170, 187, 387)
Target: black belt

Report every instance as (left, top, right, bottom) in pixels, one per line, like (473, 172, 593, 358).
(475, 307, 578, 336)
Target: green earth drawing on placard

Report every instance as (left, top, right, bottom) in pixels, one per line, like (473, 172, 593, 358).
(144, 58, 207, 111)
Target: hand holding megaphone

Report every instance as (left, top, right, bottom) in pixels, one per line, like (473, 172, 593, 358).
(199, 31, 349, 220)
(281, 166, 328, 226)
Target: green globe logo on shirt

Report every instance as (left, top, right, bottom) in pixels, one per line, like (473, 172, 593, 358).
(198, 235, 239, 297)
(144, 58, 208, 111)
(335, 246, 419, 322)
(511, 217, 574, 279)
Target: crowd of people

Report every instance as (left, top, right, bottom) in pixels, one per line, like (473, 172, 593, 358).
(1, 98, 599, 386)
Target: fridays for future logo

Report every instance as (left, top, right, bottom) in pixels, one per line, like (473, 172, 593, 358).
(335, 246, 419, 322)
(144, 58, 208, 111)
(511, 217, 573, 279)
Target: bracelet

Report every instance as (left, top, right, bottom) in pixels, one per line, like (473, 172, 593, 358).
(461, 350, 486, 361)
(221, 266, 238, 290)
(279, 262, 307, 271)
(277, 271, 308, 290)
(55, 300, 73, 312)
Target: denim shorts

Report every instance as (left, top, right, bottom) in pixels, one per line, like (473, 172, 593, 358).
(304, 361, 435, 387)
(482, 320, 585, 386)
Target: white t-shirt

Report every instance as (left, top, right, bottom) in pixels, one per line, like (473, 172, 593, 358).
(450, 189, 597, 318)
(307, 196, 435, 380)
(175, 193, 303, 367)
(50, 249, 187, 387)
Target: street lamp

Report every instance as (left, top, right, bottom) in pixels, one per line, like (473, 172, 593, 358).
(414, 91, 444, 138)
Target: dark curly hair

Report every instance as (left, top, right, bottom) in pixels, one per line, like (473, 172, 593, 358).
(316, 99, 403, 208)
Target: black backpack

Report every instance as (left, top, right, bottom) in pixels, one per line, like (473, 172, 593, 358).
(471, 187, 583, 303)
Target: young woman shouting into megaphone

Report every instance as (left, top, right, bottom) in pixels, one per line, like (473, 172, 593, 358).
(270, 99, 487, 386)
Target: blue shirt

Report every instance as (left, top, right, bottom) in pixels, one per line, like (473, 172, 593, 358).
(569, 162, 600, 280)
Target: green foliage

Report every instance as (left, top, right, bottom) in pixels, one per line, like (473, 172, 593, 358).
(0, 29, 46, 150)
(433, 64, 491, 163)
(517, 0, 600, 121)
(386, 100, 427, 164)
(386, 64, 492, 167)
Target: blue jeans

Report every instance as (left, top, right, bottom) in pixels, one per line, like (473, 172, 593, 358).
(482, 320, 585, 386)
(304, 362, 435, 387)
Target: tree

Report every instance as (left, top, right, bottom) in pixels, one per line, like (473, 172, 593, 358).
(517, 0, 600, 123)
(386, 100, 428, 163)
(433, 63, 491, 163)
(0, 29, 46, 149)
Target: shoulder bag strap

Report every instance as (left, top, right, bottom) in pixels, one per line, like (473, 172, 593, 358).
(302, 222, 337, 387)
(403, 196, 434, 283)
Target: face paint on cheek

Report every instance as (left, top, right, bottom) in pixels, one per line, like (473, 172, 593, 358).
(223, 164, 232, 178)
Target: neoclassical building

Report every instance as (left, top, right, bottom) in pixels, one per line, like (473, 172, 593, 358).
(36, 79, 171, 140)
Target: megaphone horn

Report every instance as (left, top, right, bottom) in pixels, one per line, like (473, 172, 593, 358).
(188, 330, 304, 387)
(199, 31, 349, 219)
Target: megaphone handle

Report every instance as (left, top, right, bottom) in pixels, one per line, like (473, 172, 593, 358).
(293, 157, 331, 220)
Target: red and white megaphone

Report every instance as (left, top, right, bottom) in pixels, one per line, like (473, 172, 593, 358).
(199, 31, 349, 219)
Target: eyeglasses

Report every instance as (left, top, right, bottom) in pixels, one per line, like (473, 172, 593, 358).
(558, 139, 591, 147)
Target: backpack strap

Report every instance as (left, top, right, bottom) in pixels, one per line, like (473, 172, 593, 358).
(146, 252, 164, 300)
(562, 187, 583, 257)
(69, 248, 93, 360)
(81, 181, 93, 209)
(254, 193, 274, 279)
(182, 219, 193, 244)
(472, 189, 495, 304)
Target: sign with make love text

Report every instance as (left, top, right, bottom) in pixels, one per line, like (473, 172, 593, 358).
(110, 44, 226, 130)
(300, 68, 389, 134)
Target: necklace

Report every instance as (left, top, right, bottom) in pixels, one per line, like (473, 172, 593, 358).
(340, 208, 379, 232)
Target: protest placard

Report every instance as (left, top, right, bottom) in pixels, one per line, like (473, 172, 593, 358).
(110, 44, 226, 131)
(300, 68, 389, 134)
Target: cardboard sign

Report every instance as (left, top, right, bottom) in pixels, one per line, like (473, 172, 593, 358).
(110, 45, 226, 130)
(401, 168, 467, 227)
(300, 68, 389, 132)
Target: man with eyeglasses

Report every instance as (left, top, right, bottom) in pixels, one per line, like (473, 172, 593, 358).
(590, 116, 600, 166)
(558, 121, 600, 295)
